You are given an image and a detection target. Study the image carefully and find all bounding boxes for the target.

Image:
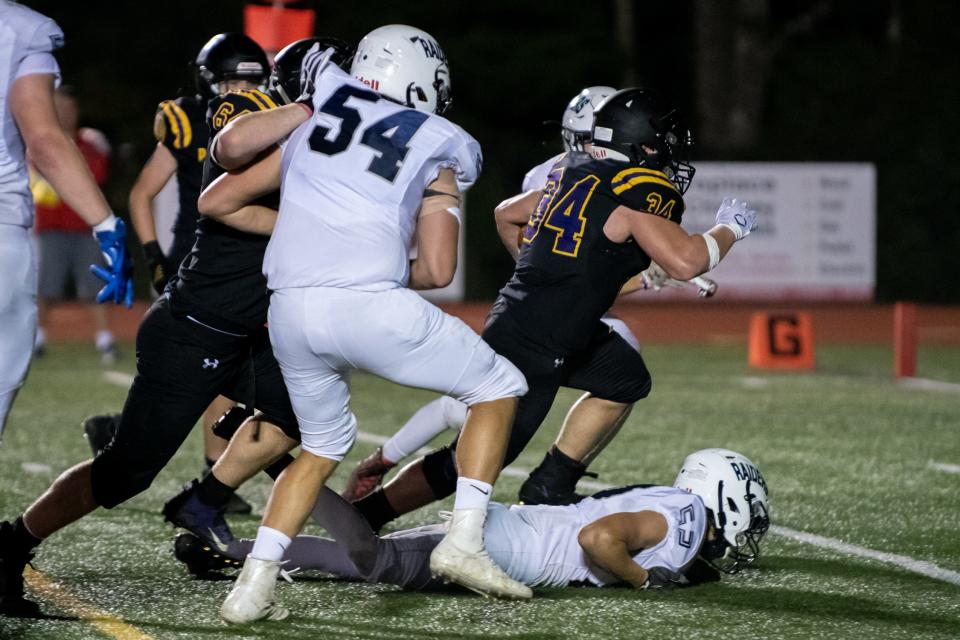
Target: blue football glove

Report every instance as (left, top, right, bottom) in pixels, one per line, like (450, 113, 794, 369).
(90, 217, 134, 308)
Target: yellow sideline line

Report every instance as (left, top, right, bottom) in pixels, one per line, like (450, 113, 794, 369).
(23, 566, 156, 640)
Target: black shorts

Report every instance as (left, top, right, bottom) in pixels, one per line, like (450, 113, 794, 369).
(90, 296, 297, 508)
(479, 317, 652, 465)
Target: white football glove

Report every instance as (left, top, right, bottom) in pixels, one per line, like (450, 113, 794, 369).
(640, 261, 670, 291)
(715, 197, 758, 241)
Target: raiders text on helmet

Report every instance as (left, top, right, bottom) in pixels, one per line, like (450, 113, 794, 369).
(591, 88, 696, 193)
(350, 25, 452, 115)
(196, 33, 268, 98)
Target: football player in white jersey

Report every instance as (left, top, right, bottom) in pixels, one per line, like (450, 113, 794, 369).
(0, 2, 132, 447)
(198, 26, 533, 619)
(175, 448, 770, 592)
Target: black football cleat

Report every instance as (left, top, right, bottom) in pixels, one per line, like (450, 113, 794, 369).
(518, 447, 591, 506)
(162, 479, 236, 547)
(224, 492, 253, 515)
(173, 532, 243, 578)
(82, 413, 121, 457)
(0, 522, 41, 618)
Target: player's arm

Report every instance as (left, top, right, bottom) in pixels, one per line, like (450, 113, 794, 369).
(409, 169, 461, 290)
(128, 143, 177, 245)
(197, 148, 281, 235)
(577, 511, 668, 588)
(494, 189, 542, 260)
(10, 73, 111, 227)
(212, 104, 310, 170)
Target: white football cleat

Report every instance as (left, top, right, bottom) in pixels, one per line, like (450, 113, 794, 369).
(429, 509, 533, 600)
(220, 556, 289, 624)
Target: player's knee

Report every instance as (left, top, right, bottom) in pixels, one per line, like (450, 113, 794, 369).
(421, 445, 457, 499)
(439, 395, 468, 430)
(458, 354, 528, 406)
(90, 449, 162, 508)
(298, 411, 358, 461)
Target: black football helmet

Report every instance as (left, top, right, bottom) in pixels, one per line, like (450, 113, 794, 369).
(195, 33, 268, 98)
(591, 88, 696, 193)
(270, 37, 354, 105)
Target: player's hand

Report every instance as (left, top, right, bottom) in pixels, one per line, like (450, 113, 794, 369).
(640, 261, 670, 291)
(142, 240, 171, 295)
(641, 566, 690, 591)
(296, 43, 328, 107)
(90, 218, 134, 308)
(715, 197, 757, 241)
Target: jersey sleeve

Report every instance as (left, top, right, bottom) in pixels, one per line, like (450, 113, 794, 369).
(207, 89, 278, 135)
(154, 99, 198, 153)
(609, 167, 685, 224)
(436, 127, 483, 193)
(15, 15, 63, 83)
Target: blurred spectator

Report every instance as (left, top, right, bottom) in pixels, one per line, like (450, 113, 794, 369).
(30, 86, 116, 363)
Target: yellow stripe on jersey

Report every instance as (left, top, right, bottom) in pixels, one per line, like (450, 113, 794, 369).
(159, 102, 182, 149)
(241, 89, 277, 111)
(168, 102, 193, 148)
(611, 167, 679, 195)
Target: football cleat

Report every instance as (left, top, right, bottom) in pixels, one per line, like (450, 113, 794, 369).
(429, 509, 532, 600)
(517, 448, 592, 506)
(0, 522, 41, 618)
(220, 556, 289, 624)
(224, 492, 253, 516)
(341, 447, 396, 502)
(162, 479, 236, 546)
(82, 413, 120, 458)
(173, 532, 243, 577)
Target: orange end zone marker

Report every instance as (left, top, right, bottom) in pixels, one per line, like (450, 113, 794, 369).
(748, 312, 815, 370)
(894, 302, 917, 378)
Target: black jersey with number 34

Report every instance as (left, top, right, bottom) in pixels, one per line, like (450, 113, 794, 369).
(493, 151, 686, 354)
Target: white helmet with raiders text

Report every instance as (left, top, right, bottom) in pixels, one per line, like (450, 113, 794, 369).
(561, 85, 616, 152)
(350, 24, 452, 115)
(674, 448, 770, 573)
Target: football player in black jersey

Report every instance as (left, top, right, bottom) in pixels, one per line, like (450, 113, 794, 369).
(352, 88, 758, 531)
(0, 38, 352, 617)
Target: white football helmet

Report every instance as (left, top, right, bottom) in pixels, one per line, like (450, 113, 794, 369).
(674, 448, 770, 573)
(350, 25, 452, 115)
(561, 85, 616, 152)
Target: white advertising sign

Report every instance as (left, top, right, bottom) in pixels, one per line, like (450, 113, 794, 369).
(674, 162, 876, 300)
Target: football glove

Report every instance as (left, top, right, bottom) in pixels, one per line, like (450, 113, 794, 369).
(640, 261, 670, 291)
(90, 217, 134, 308)
(142, 240, 171, 295)
(296, 43, 328, 107)
(641, 566, 691, 591)
(715, 197, 758, 241)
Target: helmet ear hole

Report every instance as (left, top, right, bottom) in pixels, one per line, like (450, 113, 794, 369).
(727, 496, 740, 513)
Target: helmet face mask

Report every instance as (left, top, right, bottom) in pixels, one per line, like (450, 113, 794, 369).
(350, 25, 452, 115)
(674, 448, 770, 574)
(270, 37, 354, 105)
(591, 88, 697, 193)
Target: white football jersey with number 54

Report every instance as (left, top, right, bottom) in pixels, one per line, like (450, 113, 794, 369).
(264, 62, 481, 292)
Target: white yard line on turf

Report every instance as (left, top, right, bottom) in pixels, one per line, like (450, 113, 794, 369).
(929, 461, 960, 474)
(898, 377, 960, 393)
(99, 372, 960, 587)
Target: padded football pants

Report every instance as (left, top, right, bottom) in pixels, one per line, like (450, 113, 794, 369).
(0, 225, 37, 442)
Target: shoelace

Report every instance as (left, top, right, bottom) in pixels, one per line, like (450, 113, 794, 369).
(279, 563, 301, 583)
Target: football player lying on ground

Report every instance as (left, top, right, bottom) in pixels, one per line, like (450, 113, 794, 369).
(342, 86, 716, 506)
(175, 449, 770, 593)
(347, 87, 756, 536)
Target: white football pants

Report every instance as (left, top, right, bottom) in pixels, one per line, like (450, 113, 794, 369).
(0, 224, 37, 441)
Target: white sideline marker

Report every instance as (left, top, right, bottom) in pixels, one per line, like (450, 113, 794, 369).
(98, 372, 960, 587)
(898, 377, 960, 393)
(929, 461, 960, 474)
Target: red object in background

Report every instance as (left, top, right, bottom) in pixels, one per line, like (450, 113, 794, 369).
(747, 311, 815, 370)
(244, 2, 315, 55)
(34, 128, 110, 233)
(894, 302, 917, 378)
